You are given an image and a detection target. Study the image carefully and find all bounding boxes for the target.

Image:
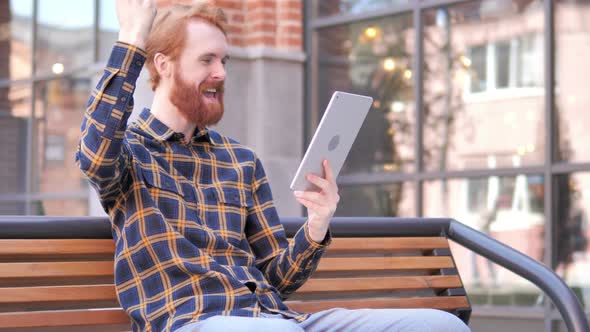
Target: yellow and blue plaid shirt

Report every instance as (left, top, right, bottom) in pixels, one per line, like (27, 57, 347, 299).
(76, 42, 330, 332)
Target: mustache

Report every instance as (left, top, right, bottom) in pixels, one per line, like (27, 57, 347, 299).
(199, 81, 225, 94)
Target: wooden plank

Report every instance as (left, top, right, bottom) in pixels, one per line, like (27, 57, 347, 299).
(0, 308, 130, 328)
(286, 296, 470, 313)
(0, 240, 115, 257)
(0, 262, 114, 278)
(0, 285, 117, 303)
(298, 275, 462, 293)
(327, 238, 449, 252)
(317, 256, 455, 272)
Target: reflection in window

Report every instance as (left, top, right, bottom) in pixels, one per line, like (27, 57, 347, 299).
(555, 0, 590, 163)
(1, 0, 33, 80)
(32, 77, 89, 197)
(316, 0, 410, 18)
(424, 176, 545, 306)
(469, 45, 487, 92)
(336, 182, 414, 217)
(555, 173, 589, 308)
(423, 1, 545, 172)
(467, 34, 542, 93)
(44, 135, 65, 162)
(99, 0, 120, 61)
(0, 201, 26, 215)
(467, 175, 544, 216)
(495, 40, 511, 89)
(317, 14, 415, 175)
(35, 0, 94, 75)
(30, 198, 88, 216)
(0, 85, 29, 197)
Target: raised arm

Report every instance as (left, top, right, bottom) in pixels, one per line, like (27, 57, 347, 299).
(75, 0, 156, 209)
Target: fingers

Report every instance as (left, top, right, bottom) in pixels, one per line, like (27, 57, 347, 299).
(116, 0, 157, 48)
(323, 159, 335, 182)
(295, 197, 323, 212)
(294, 188, 340, 210)
(294, 190, 323, 203)
(305, 160, 337, 192)
(306, 173, 330, 192)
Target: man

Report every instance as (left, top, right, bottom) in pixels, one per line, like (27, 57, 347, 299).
(76, 1, 470, 331)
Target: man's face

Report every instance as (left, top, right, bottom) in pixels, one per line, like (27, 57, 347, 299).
(169, 20, 229, 128)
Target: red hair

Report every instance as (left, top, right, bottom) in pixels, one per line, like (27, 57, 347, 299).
(145, 2, 228, 91)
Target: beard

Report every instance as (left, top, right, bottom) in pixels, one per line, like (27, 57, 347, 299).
(169, 67, 225, 128)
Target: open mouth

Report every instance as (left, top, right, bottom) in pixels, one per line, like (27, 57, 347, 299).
(202, 88, 218, 100)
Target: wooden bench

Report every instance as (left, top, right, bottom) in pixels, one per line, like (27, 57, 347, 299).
(0, 216, 587, 332)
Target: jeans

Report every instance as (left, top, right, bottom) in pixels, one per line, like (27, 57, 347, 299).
(174, 307, 471, 332)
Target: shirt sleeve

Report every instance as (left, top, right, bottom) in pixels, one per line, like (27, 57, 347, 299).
(75, 42, 146, 209)
(245, 157, 331, 298)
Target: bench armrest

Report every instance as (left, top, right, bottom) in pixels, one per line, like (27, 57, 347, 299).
(282, 217, 590, 332)
(448, 220, 589, 332)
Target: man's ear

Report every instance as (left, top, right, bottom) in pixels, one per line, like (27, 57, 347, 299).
(153, 52, 172, 79)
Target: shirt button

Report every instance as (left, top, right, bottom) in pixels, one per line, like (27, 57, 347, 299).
(135, 60, 142, 67)
(120, 96, 127, 102)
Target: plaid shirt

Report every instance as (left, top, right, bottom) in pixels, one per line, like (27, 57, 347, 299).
(76, 42, 330, 332)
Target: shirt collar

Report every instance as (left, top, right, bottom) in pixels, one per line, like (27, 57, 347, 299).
(137, 108, 217, 145)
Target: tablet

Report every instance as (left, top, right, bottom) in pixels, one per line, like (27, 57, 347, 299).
(290, 91, 373, 191)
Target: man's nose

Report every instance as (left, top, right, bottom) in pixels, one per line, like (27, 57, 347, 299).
(211, 61, 226, 81)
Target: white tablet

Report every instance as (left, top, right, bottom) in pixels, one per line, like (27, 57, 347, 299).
(290, 91, 373, 191)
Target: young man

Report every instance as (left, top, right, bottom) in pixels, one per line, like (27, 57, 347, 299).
(76, 1, 470, 331)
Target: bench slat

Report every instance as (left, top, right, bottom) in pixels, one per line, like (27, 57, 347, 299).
(327, 238, 449, 252)
(0, 257, 456, 278)
(317, 256, 455, 272)
(0, 285, 117, 303)
(298, 275, 462, 293)
(0, 308, 130, 328)
(0, 240, 115, 257)
(286, 296, 470, 313)
(0, 262, 114, 278)
(0, 275, 463, 304)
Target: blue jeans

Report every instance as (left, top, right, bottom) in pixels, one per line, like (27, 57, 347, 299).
(175, 308, 470, 332)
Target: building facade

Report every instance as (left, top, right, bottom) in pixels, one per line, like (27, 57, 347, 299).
(0, 0, 589, 331)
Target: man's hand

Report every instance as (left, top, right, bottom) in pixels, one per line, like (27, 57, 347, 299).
(116, 0, 157, 50)
(294, 160, 340, 243)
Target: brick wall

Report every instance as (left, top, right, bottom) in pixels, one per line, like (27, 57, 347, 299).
(156, 0, 303, 51)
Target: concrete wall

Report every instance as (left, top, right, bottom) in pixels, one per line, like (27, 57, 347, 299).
(218, 47, 304, 217)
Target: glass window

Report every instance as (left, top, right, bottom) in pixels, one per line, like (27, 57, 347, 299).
(317, 13, 415, 175)
(31, 76, 90, 195)
(0, 0, 33, 80)
(495, 40, 511, 89)
(424, 176, 545, 306)
(0, 84, 30, 196)
(422, 1, 545, 172)
(469, 45, 487, 93)
(336, 182, 414, 217)
(467, 35, 542, 93)
(30, 198, 89, 216)
(99, 0, 119, 61)
(0, 200, 26, 215)
(555, 0, 590, 163)
(517, 33, 543, 87)
(45, 135, 65, 162)
(35, 0, 94, 76)
(314, 0, 410, 18)
(555, 173, 590, 309)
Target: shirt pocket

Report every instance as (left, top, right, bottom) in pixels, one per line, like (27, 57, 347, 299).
(216, 187, 254, 245)
(140, 170, 188, 216)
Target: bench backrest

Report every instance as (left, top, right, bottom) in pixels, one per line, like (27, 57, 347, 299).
(0, 235, 470, 331)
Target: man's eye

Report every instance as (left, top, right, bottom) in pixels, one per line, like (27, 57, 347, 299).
(201, 58, 212, 64)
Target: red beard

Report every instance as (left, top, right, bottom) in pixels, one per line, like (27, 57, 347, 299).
(169, 67, 225, 128)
